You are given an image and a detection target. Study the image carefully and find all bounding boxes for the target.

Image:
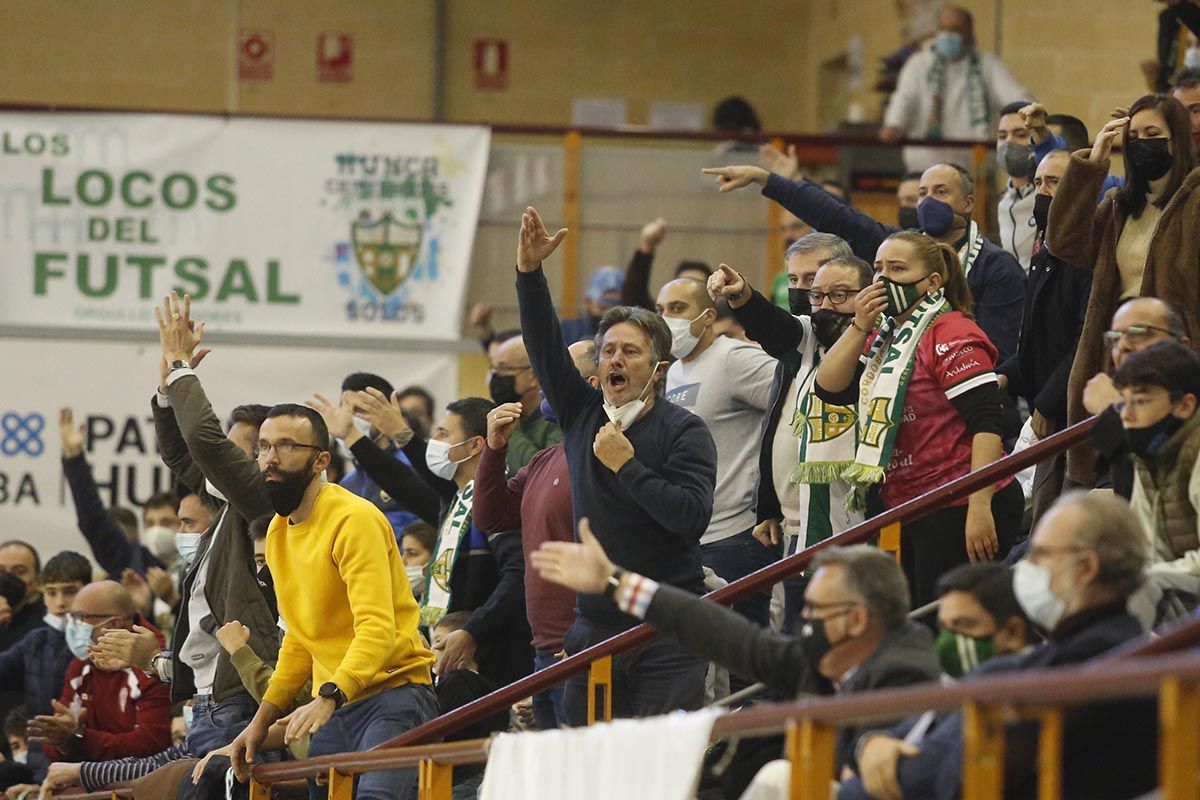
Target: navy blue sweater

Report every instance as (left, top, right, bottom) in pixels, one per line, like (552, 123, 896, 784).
(517, 267, 716, 625)
(761, 172, 1027, 363)
(0, 625, 74, 780)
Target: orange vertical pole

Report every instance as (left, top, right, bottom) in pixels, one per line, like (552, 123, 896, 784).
(785, 717, 837, 799)
(248, 779, 271, 800)
(418, 759, 454, 800)
(327, 768, 354, 800)
(1160, 676, 1200, 800)
(562, 130, 582, 316)
(1036, 708, 1063, 800)
(587, 655, 613, 725)
(879, 522, 901, 564)
(962, 701, 1006, 800)
(764, 137, 786, 291)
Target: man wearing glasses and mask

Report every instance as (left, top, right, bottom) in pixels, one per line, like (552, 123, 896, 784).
(1080, 296, 1191, 498)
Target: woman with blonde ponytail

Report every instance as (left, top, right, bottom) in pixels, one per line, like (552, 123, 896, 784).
(807, 230, 1021, 607)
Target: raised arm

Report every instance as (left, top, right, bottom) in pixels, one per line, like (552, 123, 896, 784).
(149, 384, 205, 494)
(816, 283, 885, 394)
(515, 207, 596, 428)
(709, 263, 806, 359)
(472, 403, 529, 534)
(1044, 119, 1126, 268)
(621, 218, 666, 310)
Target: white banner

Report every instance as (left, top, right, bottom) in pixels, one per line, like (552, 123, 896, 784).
(0, 338, 459, 562)
(0, 113, 490, 340)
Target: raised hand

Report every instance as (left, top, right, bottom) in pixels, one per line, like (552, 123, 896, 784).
(701, 165, 769, 193)
(706, 264, 750, 307)
(28, 701, 82, 747)
(468, 303, 494, 340)
(1018, 102, 1048, 143)
(120, 568, 154, 617)
(592, 421, 634, 472)
(91, 625, 160, 671)
(639, 218, 667, 254)
(145, 567, 178, 606)
(530, 517, 618, 594)
(59, 408, 84, 458)
(307, 393, 359, 445)
(1090, 117, 1128, 164)
(352, 388, 411, 443)
(855, 282, 888, 330)
(517, 206, 568, 272)
(215, 620, 252, 655)
(486, 402, 524, 450)
(758, 142, 799, 179)
(154, 291, 212, 368)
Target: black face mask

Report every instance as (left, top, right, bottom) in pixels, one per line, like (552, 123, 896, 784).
(1032, 192, 1052, 232)
(1126, 414, 1186, 459)
(797, 616, 836, 674)
(264, 454, 319, 517)
(898, 206, 920, 230)
(1127, 137, 1174, 182)
(788, 287, 812, 317)
(811, 309, 854, 349)
(488, 372, 521, 405)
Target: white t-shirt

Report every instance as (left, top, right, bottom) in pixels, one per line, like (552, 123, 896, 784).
(666, 335, 776, 544)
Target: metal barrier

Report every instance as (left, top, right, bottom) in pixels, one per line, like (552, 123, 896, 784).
(247, 414, 1100, 795)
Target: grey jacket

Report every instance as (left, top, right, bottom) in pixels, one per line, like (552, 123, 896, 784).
(151, 374, 279, 703)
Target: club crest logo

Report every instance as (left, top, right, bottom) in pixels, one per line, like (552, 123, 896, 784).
(351, 211, 422, 296)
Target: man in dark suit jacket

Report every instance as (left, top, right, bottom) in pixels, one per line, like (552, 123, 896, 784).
(531, 529, 940, 793)
(842, 490, 1156, 800)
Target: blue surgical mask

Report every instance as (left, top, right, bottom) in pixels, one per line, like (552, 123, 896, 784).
(1186, 47, 1200, 70)
(932, 31, 963, 60)
(43, 612, 66, 632)
(65, 617, 94, 660)
(182, 704, 194, 728)
(917, 196, 959, 238)
(176, 533, 202, 566)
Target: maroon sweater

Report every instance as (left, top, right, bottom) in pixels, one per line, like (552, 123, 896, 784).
(44, 659, 172, 762)
(473, 441, 576, 651)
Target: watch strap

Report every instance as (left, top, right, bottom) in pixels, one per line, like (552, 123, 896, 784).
(602, 568, 626, 600)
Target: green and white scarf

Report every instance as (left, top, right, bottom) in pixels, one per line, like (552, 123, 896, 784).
(419, 480, 473, 628)
(925, 51, 990, 139)
(957, 219, 986, 278)
(794, 290, 950, 506)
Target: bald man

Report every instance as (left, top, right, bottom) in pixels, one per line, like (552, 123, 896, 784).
(488, 335, 562, 474)
(657, 278, 777, 630)
(34, 581, 171, 763)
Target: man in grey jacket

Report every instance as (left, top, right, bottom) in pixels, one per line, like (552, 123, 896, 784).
(532, 525, 939, 793)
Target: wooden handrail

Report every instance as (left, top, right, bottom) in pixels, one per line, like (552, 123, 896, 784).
(253, 415, 1099, 783)
(1106, 610, 1200, 661)
(247, 649, 1200, 781)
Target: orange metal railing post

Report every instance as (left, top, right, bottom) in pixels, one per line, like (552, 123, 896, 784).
(879, 522, 901, 564)
(587, 654, 614, 725)
(562, 130, 582, 316)
(1036, 708, 1062, 800)
(1160, 676, 1200, 800)
(418, 758, 454, 800)
(765, 136, 786, 291)
(327, 767, 354, 800)
(248, 779, 270, 800)
(962, 701, 1006, 800)
(785, 717, 837, 799)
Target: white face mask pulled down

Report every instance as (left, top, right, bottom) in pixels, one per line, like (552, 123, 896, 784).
(663, 312, 708, 360)
(602, 365, 661, 431)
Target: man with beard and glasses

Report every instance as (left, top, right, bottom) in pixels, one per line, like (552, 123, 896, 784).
(708, 239, 872, 635)
(487, 336, 561, 475)
(515, 206, 717, 726)
(656, 277, 776, 634)
(228, 404, 436, 800)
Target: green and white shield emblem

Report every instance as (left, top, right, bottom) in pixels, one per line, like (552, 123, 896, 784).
(351, 212, 422, 295)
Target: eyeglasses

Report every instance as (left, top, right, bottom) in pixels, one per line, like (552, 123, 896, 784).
(253, 440, 323, 459)
(1025, 544, 1083, 562)
(800, 599, 861, 618)
(807, 289, 855, 306)
(68, 612, 126, 625)
(1102, 325, 1174, 345)
(490, 364, 532, 377)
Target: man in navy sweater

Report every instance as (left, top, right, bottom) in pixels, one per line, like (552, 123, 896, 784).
(514, 206, 717, 726)
(703, 162, 1027, 364)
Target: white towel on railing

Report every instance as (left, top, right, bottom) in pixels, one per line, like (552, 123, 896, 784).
(479, 707, 724, 800)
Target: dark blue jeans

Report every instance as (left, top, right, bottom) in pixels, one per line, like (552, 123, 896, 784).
(532, 649, 567, 730)
(188, 692, 258, 758)
(700, 529, 777, 628)
(306, 683, 438, 800)
(561, 617, 707, 727)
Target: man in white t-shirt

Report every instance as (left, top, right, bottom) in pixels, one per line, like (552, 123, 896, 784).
(658, 277, 776, 628)
(880, 5, 1031, 173)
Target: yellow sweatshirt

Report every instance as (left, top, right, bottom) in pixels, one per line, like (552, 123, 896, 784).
(262, 483, 434, 710)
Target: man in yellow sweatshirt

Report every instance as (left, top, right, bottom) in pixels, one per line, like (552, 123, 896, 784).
(228, 404, 436, 800)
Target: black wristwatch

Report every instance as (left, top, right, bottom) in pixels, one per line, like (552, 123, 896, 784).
(603, 568, 626, 600)
(318, 681, 347, 709)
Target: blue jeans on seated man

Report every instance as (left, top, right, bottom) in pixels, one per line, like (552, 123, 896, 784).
(306, 683, 439, 800)
(700, 528, 777, 628)
(532, 649, 567, 730)
(561, 617, 707, 727)
(188, 692, 259, 758)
